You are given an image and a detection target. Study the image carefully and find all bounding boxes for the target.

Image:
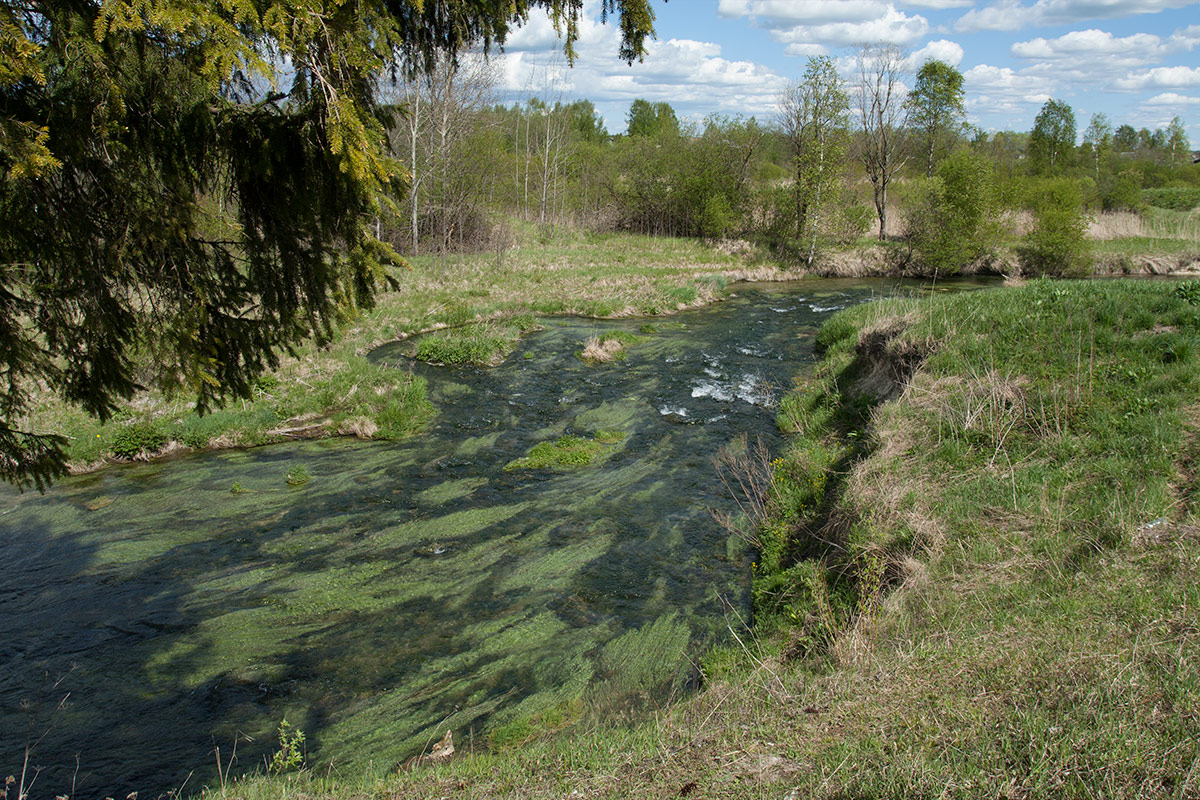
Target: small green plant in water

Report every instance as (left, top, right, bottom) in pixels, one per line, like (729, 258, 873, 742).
(285, 465, 311, 486)
(267, 718, 306, 775)
(504, 431, 626, 471)
(229, 482, 249, 494)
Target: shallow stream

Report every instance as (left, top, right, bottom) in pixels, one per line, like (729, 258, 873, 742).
(0, 278, 991, 797)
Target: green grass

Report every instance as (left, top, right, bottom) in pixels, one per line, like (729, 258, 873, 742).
(413, 319, 538, 366)
(1092, 236, 1199, 256)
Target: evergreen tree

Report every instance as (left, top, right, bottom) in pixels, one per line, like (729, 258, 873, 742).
(0, 0, 658, 488)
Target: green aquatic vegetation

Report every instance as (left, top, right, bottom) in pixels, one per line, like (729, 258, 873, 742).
(285, 465, 311, 486)
(503, 431, 626, 471)
(595, 614, 691, 699)
(415, 477, 489, 506)
(497, 533, 614, 592)
(414, 321, 531, 366)
(573, 400, 643, 433)
(367, 503, 531, 550)
(455, 431, 501, 456)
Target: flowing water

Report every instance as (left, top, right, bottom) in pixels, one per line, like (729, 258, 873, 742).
(0, 278, 992, 798)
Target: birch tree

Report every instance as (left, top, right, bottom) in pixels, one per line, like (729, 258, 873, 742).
(906, 59, 965, 177)
(779, 56, 849, 267)
(855, 44, 910, 240)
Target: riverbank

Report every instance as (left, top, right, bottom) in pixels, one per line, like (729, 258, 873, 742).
(217, 277, 1200, 799)
(29, 229, 783, 473)
(28, 213, 1200, 473)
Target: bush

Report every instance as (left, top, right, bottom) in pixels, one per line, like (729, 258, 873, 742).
(832, 204, 874, 245)
(1018, 178, 1093, 277)
(110, 420, 169, 459)
(904, 151, 1001, 275)
(1100, 168, 1144, 212)
(1143, 187, 1200, 212)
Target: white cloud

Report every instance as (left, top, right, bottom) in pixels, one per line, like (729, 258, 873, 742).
(962, 64, 1056, 123)
(908, 38, 965, 67)
(955, 0, 1197, 33)
(1111, 65, 1200, 90)
(496, 9, 789, 126)
(906, 0, 975, 8)
(773, 5, 931, 47)
(718, 0, 931, 47)
(718, 0, 886, 25)
(783, 43, 830, 57)
(1144, 91, 1200, 104)
(1011, 29, 1166, 66)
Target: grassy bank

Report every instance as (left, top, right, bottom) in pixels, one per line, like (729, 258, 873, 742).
(25, 228, 777, 471)
(25, 209, 1200, 472)
(215, 277, 1200, 799)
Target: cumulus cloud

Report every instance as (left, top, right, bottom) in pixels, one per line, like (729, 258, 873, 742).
(908, 39, 966, 67)
(955, 0, 1197, 33)
(718, 0, 885, 25)
(776, 6, 931, 47)
(495, 8, 789, 127)
(1011, 29, 1166, 66)
(718, 0, 931, 47)
(1144, 91, 1200, 104)
(962, 64, 1055, 123)
(1111, 65, 1200, 90)
(783, 43, 830, 57)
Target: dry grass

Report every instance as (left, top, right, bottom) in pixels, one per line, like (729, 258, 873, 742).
(580, 336, 624, 363)
(1089, 209, 1200, 241)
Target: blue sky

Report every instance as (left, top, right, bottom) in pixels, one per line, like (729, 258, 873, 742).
(492, 0, 1200, 141)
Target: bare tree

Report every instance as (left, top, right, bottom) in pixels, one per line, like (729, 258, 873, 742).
(779, 55, 849, 267)
(513, 59, 576, 227)
(855, 44, 910, 240)
(386, 53, 500, 260)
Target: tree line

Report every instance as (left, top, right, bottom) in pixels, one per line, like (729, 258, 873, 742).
(385, 45, 1197, 274)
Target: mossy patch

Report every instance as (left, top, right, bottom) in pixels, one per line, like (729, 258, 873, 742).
(503, 432, 626, 471)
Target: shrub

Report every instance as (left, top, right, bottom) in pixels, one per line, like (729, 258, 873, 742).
(110, 420, 168, 459)
(1143, 186, 1200, 212)
(1018, 178, 1093, 277)
(904, 150, 1001, 275)
(832, 204, 874, 245)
